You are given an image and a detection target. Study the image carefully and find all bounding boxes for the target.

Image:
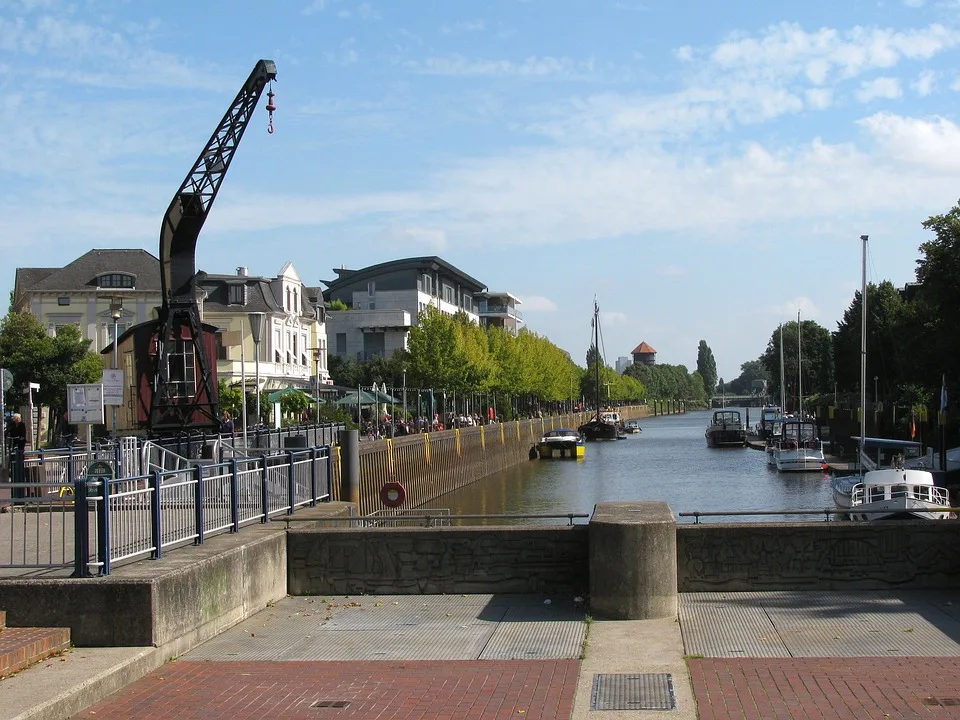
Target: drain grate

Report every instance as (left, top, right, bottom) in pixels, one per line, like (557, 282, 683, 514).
(591, 673, 676, 711)
(311, 700, 351, 708)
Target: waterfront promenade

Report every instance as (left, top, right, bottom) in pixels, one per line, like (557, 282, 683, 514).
(6, 588, 960, 718)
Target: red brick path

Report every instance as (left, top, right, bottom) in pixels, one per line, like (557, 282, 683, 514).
(690, 657, 960, 719)
(73, 659, 580, 719)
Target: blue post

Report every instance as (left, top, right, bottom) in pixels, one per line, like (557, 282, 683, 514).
(230, 458, 240, 533)
(72, 476, 90, 578)
(150, 470, 162, 559)
(310, 447, 318, 506)
(193, 464, 205, 545)
(98, 477, 111, 576)
(260, 456, 269, 522)
(287, 449, 296, 514)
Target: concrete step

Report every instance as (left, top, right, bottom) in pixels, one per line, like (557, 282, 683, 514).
(0, 617, 71, 679)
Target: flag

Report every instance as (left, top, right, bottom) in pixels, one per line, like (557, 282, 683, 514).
(911, 414, 916, 439)
(940, 374, 948, 425)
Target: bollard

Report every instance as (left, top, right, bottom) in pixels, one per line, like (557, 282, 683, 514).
(341, 429, 361, 506)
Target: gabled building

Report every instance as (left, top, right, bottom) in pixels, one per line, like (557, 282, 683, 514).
(13, 249, 162, 352)
(323, 257, 487, 362)
(631, 341, 657, 366)
(196, 263, 330, 392)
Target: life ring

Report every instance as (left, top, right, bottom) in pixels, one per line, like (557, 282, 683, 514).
(380, 481, 406, 508)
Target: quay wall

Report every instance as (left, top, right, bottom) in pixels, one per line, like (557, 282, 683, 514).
(287, 525, 589, 596)
(676, 521, 960, 592)
(330, 406, 660, 514)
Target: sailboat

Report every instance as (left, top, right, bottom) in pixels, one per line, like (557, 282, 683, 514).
(833, 235, 951, 520)
(578, 300, 622, 441)
(772, 309, 826, 472)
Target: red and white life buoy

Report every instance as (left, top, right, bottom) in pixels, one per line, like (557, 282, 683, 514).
(380, 481, 406, 508)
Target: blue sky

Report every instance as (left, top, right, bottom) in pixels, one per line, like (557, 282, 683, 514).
(3, 0, 960, 383)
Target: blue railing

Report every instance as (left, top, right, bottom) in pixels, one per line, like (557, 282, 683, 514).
(0, 445, 334, 576)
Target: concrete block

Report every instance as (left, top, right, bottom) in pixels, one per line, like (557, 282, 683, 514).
(589, 502, 677, 620)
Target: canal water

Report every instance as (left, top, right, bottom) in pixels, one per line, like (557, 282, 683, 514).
(420, 409, 836, 524)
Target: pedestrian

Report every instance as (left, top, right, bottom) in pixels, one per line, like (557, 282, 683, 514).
(220, 411, 235, 438)
(7, 412, 27, 496)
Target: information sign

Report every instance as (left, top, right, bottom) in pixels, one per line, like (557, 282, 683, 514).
(85, 460, 114, 482)
(67, 384, 105, 424)
(101, 369, 124, 406)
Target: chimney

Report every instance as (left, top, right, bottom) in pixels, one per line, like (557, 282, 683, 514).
(237, 266, 248, 276)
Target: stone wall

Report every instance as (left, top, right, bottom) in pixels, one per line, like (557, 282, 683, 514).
(287, 525, 589, 596)
(677, 521, 960, 592)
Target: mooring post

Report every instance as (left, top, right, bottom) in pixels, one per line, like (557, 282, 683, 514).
(342, 429, 360, 505)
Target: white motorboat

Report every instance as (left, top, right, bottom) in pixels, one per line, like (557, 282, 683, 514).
(832, 437, 928, 510)
(847, 462, 952, 521)
(773, 418, 826, 472)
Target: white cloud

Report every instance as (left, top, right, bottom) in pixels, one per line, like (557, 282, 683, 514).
(303, 0, 326, 15)
(601, 311, 629, 327)
(805, 88, 833, 108)
(440, 20, 485, 35)
(674, 45, 693, 62)
(856, 76, 902, 102)
(913, 69, 936, 96)
(770, 298, 821, 320)
(516, 295, 557, 311)
(404, 55, 596, 79)
(399, 226, 448, 250)
(657, 265, 685, 276)
(858, 112, 960, 172)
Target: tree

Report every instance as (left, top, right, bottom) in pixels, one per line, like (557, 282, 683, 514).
(696, 341, 717, 395)
(760, 320, 833, 411)
(726, 360, 771, 396)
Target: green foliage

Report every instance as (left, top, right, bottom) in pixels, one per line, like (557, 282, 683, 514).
(760, 320, 833, 409)
(696, 341, 717, 395)
(218, 380, 243, 419)
(726, 360, 771, 396)
(329, 299, 349, 311)
(0, 312, 101, 412)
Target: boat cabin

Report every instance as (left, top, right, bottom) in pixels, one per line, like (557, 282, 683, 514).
(710, 410, 742, 427)
(777, 419, 818, 449)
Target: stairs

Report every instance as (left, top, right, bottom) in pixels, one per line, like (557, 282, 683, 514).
(0, 609, 72, 679)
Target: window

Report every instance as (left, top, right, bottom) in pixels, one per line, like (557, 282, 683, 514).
(367, 281, 376, 296)
(336, 333, 347, 356)
(107, 322, 129, 343)
(422, 274, 432, 296)
(228, 284, 246, 305)
(369, 302, 375, 310)
(57, 297, 70, 306)
(286, 287, 291, 311)
(99, 274, 135, 288)
(167, 338, 196, 399)
(294, 289, 299, 312)
(292, 333, 298, 359)
(442, 284, 455, 304)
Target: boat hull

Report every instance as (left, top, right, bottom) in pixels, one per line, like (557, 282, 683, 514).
(775, 449, 826, 472)
(705, 429, 746, 448)
(536, 441, 585, 459)
(578, 419, 620, 441)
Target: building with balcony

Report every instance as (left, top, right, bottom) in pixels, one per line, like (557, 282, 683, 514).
(477, 292, 523, 336)
(323, 257, 486, 361)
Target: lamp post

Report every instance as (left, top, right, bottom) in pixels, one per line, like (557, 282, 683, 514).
(312, 347, 322, 423)
(402, 366, 407, 424)
(110, 300, 122, 437)
(248, 312, 265, 428)
(240, 329, 247, 447)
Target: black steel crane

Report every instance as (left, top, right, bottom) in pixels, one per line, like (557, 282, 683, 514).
(149, 59, 277, 433)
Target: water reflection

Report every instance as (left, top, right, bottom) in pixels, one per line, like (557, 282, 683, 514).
(420, 410, 835, 523)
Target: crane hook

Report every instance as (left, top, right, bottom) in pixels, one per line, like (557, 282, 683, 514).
(266, 86, 276, 134)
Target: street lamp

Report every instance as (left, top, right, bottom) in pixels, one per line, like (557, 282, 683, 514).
(248, 312, 265, 428)
(311, 347, 322, 423)
(402, 366, 407, 425)
(109, 299, 122, 437)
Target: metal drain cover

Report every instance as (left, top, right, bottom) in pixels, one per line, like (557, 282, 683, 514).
(311, 700, 351, 708)
(591, 673, 676, 711)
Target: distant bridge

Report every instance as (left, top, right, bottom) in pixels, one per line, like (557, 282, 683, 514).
(710, 395, 772, 409)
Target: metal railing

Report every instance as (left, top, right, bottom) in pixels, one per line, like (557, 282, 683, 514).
(679, 508, 960, 524)
(1, 444, 334, 575)
(283, 512, 590, 527)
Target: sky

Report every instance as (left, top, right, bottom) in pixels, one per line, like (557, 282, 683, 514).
(3, 0, 960, 383)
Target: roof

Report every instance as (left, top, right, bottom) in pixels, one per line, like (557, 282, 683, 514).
(19, 249, 162, 292)
(631, 341, 657, 354)
(323, 256, 486, 294)
(194, 272, 283, 314)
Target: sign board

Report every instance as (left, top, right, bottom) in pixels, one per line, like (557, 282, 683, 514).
(85, 460, 114, 482)
(1, 368, 11, 392)
(67, 384, 105, 424)
(101, 369, 124, 406)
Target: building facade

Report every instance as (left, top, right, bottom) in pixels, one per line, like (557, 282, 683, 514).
(631, 342, 657, 366)
(477, 292, 523, 336)
(323, 257, 487, 361)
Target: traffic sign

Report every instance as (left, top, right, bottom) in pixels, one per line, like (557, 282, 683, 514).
(85, 460, 114, 481)
(1, 369, 11, 392)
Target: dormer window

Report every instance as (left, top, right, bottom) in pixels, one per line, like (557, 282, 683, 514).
(99, 273, 135, 289)
(228, 284, 246, 305)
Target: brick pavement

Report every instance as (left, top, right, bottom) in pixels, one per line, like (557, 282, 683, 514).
(71, 659, 580, 720)
(690, 657, 960, 720)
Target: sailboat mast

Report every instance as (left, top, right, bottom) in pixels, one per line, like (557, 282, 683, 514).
(779, 324, 785, 411)
(594, 299, 601, 415)
(860, 235, 868, 452)
(798, 309, 803, 417)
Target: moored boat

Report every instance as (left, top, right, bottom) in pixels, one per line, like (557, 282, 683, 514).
(623, 419, 642, 434)
(773, 417, 826, 472)
(705, 409, 746, 448)
(536, 428, 586, 459)
(847, 462, 952, 521)
(578, 299, 622, 442)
